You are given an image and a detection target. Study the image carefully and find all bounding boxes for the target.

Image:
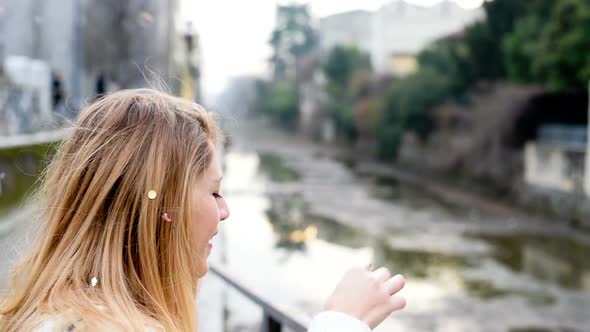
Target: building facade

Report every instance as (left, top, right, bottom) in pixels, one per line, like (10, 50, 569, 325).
(0, 0, 180, 111)
(318, 0, 483, 76)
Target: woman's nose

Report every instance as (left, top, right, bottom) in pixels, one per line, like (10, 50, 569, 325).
(219, 198, 230, 221)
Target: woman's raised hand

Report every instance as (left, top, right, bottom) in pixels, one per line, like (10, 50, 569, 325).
(323, 266, 406, 330)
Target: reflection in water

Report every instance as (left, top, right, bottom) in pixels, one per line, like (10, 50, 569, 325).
(266, 192, 308, 251)
(366, 164, 590, 293)
(311, 213, 372, 250)
(259, 152, 588, 295)
(463, 278, 512, 299)
(261, 188, 559, 307)
(265, 192, 370, 251)
(471, 234, 590, 291)
(372, 176, 465, 217)
(257, 152, 300, 182)
(374, 241, 477, 279)
(463, 279, 555, 305)
(223, 148, 589, 331)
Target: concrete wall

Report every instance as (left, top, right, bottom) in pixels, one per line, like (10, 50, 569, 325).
(524, 142, 585, 193)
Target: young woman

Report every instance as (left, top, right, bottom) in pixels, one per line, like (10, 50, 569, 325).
(0, 89, 406, 331)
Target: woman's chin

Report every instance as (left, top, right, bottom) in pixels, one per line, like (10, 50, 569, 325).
(195, 257, 210, 278)
(196, 245, 213, 277)
(196, 266, 208, 279)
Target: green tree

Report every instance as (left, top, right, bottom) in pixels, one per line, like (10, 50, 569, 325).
(416, 0, 529, 100)
(418, 38, 472, 100)
(322, 46, 372, 141)
(323, 46, 371, 91)
(377, 68, 451, 160)
(532, 0, 590, 91)
(461, 0, 528, 80)
(257, 4, 318, 129)
(483, 0, 528, 41)
(504, 15, 543, 83)
(504, 0, 590, 91)
(269, 5, 318, 81)
(257, 80, 299, 129)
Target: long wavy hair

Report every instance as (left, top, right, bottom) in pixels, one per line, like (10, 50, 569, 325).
(0, 89, 219, 331)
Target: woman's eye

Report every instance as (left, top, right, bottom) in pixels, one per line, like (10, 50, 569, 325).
(213, 193, 223, 199)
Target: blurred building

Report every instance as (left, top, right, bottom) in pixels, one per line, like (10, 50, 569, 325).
(388, 52, 418, 78)
(318, 0, 483, 77)
(0, 56, 52, 134)
(174, 22, 202, 103)
(81, 0, 179, 99)
(0, 0, 181, 117)
(371, 0, 483, 75)
(319, 10, 373, 56)
(217, 76, 259, 115)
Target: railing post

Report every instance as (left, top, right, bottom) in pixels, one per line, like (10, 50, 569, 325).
(210, 264, 308, 332)
(262, 311, 282, 332)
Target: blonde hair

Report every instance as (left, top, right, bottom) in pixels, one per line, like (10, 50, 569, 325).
(0, 89, 219, 331)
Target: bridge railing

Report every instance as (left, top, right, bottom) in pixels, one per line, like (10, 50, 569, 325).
(209, 264, 309, 332)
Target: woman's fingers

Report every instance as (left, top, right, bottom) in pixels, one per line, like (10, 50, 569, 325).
(389, 294, 407, 311)
(322, 266, 407, 330)
(384, 274, 405, 295)
(363, 295, 407, 328)
(372, 266, 392, 282)
(365, 273, 406, 328)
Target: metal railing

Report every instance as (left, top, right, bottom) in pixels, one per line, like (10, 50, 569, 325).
(1, 132, 310, 332)
(209, 264, 308, 332)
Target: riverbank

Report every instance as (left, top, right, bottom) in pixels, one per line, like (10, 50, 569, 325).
(223, 117, 590, 332)
(228, 117, 590, 243)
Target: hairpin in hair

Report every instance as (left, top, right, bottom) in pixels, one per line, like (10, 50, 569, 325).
(148, 190, 157, 200)
(162, 213, 172, 222)
(91, 276, 98, 287)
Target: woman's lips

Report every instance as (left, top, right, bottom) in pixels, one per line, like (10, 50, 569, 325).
(207, 232, 217, 253)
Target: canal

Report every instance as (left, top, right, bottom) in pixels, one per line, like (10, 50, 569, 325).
(0, 122, 589, 332)
(216, 120, 590, 332)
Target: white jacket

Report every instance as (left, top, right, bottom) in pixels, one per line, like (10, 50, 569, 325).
(308, 311, 371, 332)
(34, 311, 371, 331)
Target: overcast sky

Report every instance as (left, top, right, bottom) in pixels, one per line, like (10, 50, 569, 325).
(181, 0, 485, 103)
